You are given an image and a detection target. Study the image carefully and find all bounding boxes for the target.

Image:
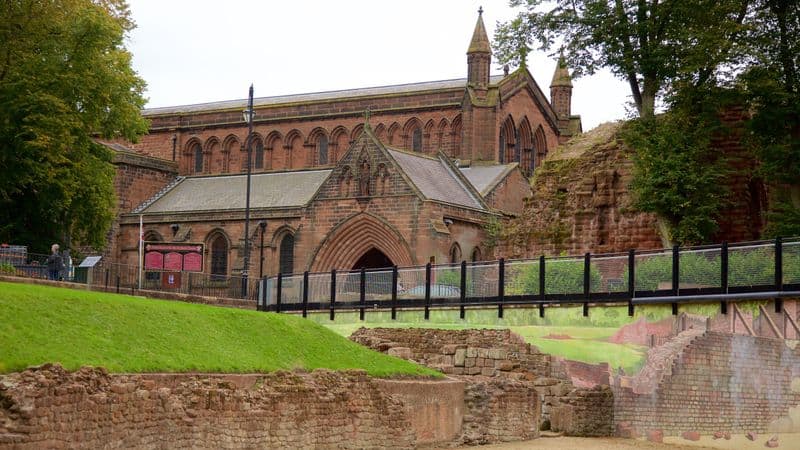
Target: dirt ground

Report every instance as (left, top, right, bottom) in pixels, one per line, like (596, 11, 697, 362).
(446, 433, 800, 449)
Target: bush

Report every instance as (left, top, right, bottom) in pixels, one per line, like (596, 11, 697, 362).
(0, 262, 15, 275)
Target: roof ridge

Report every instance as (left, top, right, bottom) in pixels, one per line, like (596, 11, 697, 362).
(132, 176, 185, 214)
(143, 75, 508, 115)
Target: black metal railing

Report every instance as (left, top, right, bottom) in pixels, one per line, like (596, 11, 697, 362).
(258, 237, 800, 319)
(2, 252, 260, 304)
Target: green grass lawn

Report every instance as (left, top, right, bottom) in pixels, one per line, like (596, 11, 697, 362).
(0, 282, 439, 377)
(310, 311, 648, 374)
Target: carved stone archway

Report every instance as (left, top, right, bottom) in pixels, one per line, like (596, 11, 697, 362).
(310, 213, 413, 272)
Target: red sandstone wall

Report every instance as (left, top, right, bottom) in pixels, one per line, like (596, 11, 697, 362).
(498, 122, 663, 257)
(108, 152, 177, 259)
(0, 366, 416, 449)
(132, 90, 465, 175)
(614, 331, 800, 435)
(0, 364, 540, 448)
(483, 167, 531, 215)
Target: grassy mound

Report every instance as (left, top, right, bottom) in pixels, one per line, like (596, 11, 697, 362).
(0, 282, 439, 377)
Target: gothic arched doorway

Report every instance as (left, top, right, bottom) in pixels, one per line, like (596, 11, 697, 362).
(352, 248, 394, 270)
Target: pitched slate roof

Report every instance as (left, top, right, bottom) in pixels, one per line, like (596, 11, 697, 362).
(139, 170, 331, 214)
(386, 148, 484, 210)
(143, 76, 504, 116)
(459, 164, 518, 196)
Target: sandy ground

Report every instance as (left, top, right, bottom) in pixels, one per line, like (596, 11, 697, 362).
(446, 433, 800, 449)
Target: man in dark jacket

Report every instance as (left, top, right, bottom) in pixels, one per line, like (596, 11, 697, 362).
(46, 244, 63, 280)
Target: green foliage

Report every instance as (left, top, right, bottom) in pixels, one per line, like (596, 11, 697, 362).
(0, 262, 15, 274)
(631, 245, 800, 290)
(0, 0, 148, 252)
(506, 258, 601, 296)
(494, 0, 749, 117)
(622, 93, 731, 245)
(483, 216, 503, 250)
(763, 199, 800, 239)
(0, 282, 439, 377)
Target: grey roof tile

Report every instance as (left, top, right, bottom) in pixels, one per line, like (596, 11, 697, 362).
(141, 170, 331, 214)
(143, 76, 505, 116)
(459, 164, 517, 196)
(387, 149, 483, 210)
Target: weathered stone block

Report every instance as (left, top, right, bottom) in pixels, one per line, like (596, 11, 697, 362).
(454, 349, 466, 367)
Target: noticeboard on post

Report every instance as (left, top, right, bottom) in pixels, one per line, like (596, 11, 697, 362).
(143, 242, 204, 272)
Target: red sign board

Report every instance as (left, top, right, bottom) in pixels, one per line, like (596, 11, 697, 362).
(143, 242, 204, 273)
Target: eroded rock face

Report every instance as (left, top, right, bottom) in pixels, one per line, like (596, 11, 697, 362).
(497, 122, 663, 258)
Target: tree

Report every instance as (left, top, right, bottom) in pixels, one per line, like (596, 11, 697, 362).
(494, 0, 750, 117)
(740, 0, 800, 236)
(0, 0, 147, 252)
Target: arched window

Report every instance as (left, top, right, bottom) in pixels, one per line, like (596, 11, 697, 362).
(210, 235, 228, 279)
(471, 247, 481, 262)
(412, 127, 422, 152)
(279, 234, 294, 275)
(450, 244, 462, 263)
(193, 143, 203, 173)
(499, 129, 506, 163)
(318, 135, 329, 165)
(254, 139, 264, 169)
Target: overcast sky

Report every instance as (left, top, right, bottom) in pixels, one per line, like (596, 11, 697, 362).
(126, 0, 631, 131)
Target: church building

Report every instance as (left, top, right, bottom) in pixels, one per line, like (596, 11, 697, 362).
(109, 9, 580, 286)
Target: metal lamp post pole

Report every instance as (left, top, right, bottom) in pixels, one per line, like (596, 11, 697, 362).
(241, 84, 255, 298)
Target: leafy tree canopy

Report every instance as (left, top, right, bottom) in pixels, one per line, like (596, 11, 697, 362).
(0, 0, 147, 253)
(494, 0, 750, 117)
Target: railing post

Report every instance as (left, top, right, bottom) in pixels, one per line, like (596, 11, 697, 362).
(498, 258, 505, 319)
(776, 237, 783, 314)
(359, 267, 366, 321)
(330, 269, 336, 321)
(424, 263, 431, 320)
(276, 273, 282, 313)
(775, 237, 783, 291)
(583, 252, 590, 317)
(628, 249, 635, 317)
(460, 260, 467, 319)
(721, 241, 728, 315)
(539, 255, 546, 313)
(391, 266, 398, 320)
(302, 271, 309, 318)
(672, 244, 679, 315)
(105, 269, 109, 289)
(116, 275, 120, 294)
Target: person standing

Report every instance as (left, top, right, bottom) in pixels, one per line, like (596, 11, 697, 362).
(46, 244, 63, 281)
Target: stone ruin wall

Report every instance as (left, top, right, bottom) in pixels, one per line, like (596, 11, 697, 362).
(497, 111, 771, 259)
(0, 365, 417, 449)
(350, 327, 615, 437)
(0, 360, 539, 449)
(614, 331, 800, 436)
(497, 123, 663, 258)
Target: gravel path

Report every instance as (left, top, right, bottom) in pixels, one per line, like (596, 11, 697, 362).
(445, 433, 800, 450)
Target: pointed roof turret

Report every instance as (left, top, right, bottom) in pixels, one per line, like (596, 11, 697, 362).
(550, 53, 573, 87)
(467, 7, 491, 54)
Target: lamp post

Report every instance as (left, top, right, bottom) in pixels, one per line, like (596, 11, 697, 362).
(259, 220, 267, 278)
(241, 84, 255, 298)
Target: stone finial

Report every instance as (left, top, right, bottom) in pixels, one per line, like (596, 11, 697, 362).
(467, 8, 491, 54)
(551, 51, 573, 88)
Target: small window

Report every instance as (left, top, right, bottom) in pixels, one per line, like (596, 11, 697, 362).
(471, 248, 481, 262)
(450, 244, 462, 263)
(412, 128, 422, 152)
(279, 234, 295, 275)
(318, 135, 329, 165)
(210, 235, 228, 280)
(193, 143, 203, 173)
(499, 129, 506, 163)
(254, 140, 264, 169)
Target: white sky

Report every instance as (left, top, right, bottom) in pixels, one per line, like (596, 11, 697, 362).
(126, 0, 632, 131)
